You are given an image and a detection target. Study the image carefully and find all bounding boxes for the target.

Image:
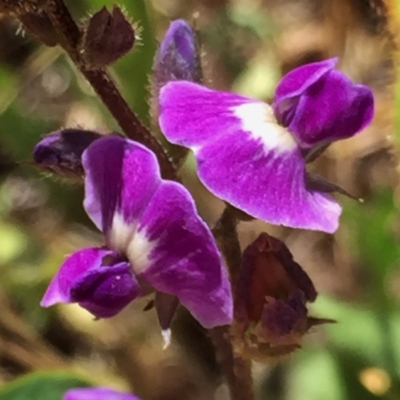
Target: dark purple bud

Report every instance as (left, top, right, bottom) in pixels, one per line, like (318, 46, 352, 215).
(33, 129, 102, 178)
(19, 10, 59, 46)
(80, 6, 135, 68)
(234, 232, 330, 359)
(64, 387, 141, 400)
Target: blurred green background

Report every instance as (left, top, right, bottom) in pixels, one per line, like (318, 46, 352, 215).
(0, 0, 400, 399)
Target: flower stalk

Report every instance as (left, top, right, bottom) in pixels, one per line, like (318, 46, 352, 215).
(213, 206, 255, 400)
(41, 0, 177, 180)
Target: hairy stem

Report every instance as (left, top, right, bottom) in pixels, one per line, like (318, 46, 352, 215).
(41, 0, 176, 180)
(212, 206, 255, 400)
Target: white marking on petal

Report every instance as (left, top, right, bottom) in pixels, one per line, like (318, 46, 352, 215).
(233, 102, 296, 153)
(125, 228, 156, 275)
(109, 213, 138, 253)
(109, 213, 157, 274)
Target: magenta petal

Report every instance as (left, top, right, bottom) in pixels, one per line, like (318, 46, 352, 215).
(273, 58, 374, 148)
(133, 181, 232, 328)
(159, 81, 340, 232)
(273, 59, 337, 117)
(159, 80, 256, 147)
(41, 247, 140, 318)
(197, 134, 341, 232)
(82, 136, 161, 237)
(64, 387, 140, 400)
(41, 247, 114, 307)
(70, 261, 140, 318)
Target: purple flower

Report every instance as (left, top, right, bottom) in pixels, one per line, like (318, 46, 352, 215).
(41, 135, 232, 329)
(158, 58, 374, 232)
(64, 387, 139, 400)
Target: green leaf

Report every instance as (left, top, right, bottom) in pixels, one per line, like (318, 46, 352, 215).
(0, 371, 91, 400)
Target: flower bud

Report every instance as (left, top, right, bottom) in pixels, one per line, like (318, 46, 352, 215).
(33, 129, 102, 178)
(151, 19, 202, 164)
(153, 19, 202, 88)
(234, 232, 331, 359)
(79, 6, 135, 68)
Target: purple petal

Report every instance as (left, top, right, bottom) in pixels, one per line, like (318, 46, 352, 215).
(41, 247, 113, 306)
(64, 387, 140, 400)
(159, 81, 341, 232)
(82, 136, 161, 242)
(273, 59, 337, 117)
(273, 58, 374, 148)
(129, 181, 232, 328)
(70, 261, 140, 318)
(41, 247, 140, 318)
(159, 81, 258, 147)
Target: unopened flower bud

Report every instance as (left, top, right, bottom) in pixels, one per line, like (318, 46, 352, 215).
(234, 232, 331, 359)
(33, 129, 102, 177)
(79, 6, 135, 68)
(153, 19, 202, 88)
(151, 19, 202, 164)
